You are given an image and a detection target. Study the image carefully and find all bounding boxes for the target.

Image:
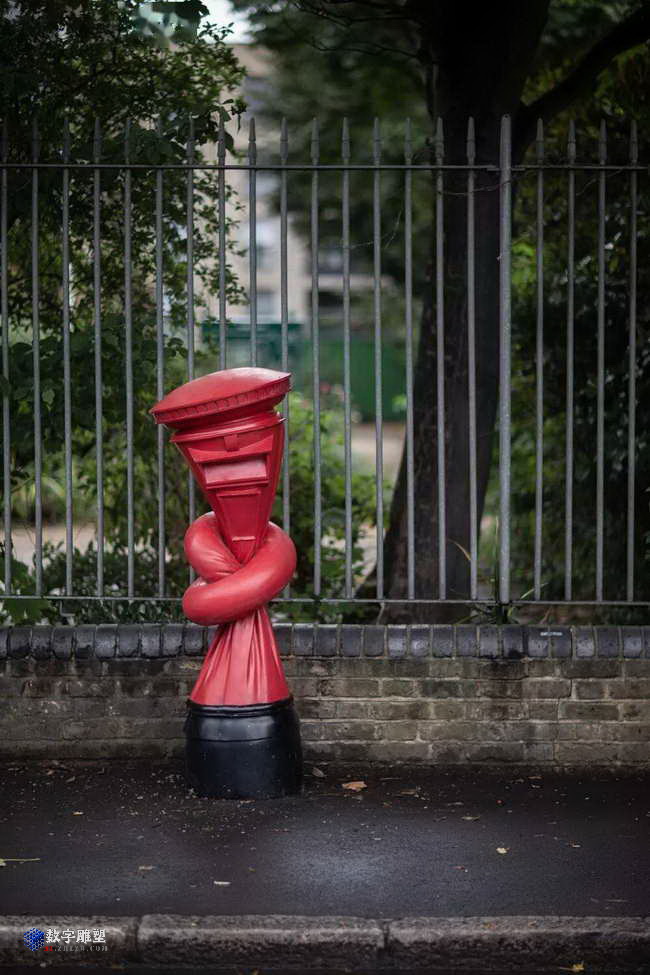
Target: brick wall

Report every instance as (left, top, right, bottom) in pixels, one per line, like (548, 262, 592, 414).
(1, 624, 649, 766)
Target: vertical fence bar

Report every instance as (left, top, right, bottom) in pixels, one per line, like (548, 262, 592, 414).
(626, 120, 638, 602)
(435, 118, 446, 599)
(62, 118, 73, 595)
(498, 115, 512, 606)
(533, 120, 544, 600)
(124, 120, 135, 598)
(311, 119, 321, 596)
(373, 118, 384, 599)
(31, 119, 43, 595)
(596, 121, 606, 602)
(155, 117, 165, 597)
(404, 119, 415, 599)
(1, 122, 10, 593)
(466, 118, 478, 601)
(93, 120, 104, 596)
(248, 118, 257, 366)
(218, 117, 227, 369)
(186, 117, 196, 555)
(186, 116, 195, 380)
(564, 121, 576, 601)
(342, 118, 353, 597)
(280, 118, 290, 597)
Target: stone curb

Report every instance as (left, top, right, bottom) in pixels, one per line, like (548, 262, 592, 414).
(0, 915, 137, 966)
(2, 624, 649, 661)
(0, 915, 648, 971)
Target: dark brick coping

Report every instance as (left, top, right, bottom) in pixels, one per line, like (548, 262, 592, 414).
(0, 623, 648, 660)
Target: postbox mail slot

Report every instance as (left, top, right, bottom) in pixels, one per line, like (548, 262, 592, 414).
(201, 457, 267, 487)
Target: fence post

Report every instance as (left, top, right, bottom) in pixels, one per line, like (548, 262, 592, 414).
(498, 114, 512, 606)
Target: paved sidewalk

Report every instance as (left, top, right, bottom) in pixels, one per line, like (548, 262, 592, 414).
(1, 761, 648, 917)
(0, 761, 648, 970)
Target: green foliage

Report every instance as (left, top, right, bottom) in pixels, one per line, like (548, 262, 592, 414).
(0, 0, 246, 621)
(273, 394, 378, 621)
(133, 1, 213, 46)
(507, 48, 650, 609)
(1, 393, 380, 624)
(231, 0, 650, 614)
(232, 0, 434, 303)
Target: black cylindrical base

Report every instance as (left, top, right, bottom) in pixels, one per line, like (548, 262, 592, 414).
(184, 697, 303, 799)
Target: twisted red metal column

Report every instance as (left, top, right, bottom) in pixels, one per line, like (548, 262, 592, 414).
(151, 369, 301, 798)
(182, 512, 295, 705)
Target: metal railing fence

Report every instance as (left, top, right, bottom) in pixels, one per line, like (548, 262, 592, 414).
(0, 114, 648, 619)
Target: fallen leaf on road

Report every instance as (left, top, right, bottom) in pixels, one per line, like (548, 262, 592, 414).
(462, 815, 480, 821)
(342, 781, 367, 792)
(496, 847, 509, 855)
(311, 767, 325, 778)
(397, 788, 420, 797)
(0, 858, 40, 867)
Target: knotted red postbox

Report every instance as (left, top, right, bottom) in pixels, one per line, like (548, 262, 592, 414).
(151, 367, 302, 798)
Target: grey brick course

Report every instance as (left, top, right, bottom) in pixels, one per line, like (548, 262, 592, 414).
(182, 625, 204, 656)
(340, 624, 362, 656)
(430, 625, 453, 657)
(622, 626, 643, 658)
(574, 627, 595, 658)
(596, 627, 621, 658)
(117, 625, 141, 657)
(526, 627, 549, 657)
(74, 625, 96, 659)
(549, 628, 571, 658)
(502, 625, 526, 659)
(141, 626, 162, 658)
(0, 626, 649, 765)
(387, 626, 407, 658)
(362, 626, 385, 657)
(8, 627, 32, 657)
(410, 625, 431, 657)
(456, 626, 477, 656)
(314, 625, 338, 657)
(162, 623, 185, 657)
(293, 623, 314, 656)
(95, 625, 117, 659)
(51, 626, 73, 659)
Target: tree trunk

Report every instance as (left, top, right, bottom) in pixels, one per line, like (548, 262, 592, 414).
(382, 1, 549, 620)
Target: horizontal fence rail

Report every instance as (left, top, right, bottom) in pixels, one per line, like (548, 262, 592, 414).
(0, 114, 648, 622)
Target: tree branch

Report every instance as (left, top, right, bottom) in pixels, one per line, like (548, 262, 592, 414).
(517, 2, 650, 152)
(289, 1, 419, 59)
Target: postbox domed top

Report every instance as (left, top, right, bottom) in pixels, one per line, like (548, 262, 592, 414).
(150, 367, 291, 428)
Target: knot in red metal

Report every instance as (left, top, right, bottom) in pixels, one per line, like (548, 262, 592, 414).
(181, 513, 296, 707)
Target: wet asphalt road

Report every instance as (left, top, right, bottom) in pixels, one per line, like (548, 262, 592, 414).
(0, 761, 648, 918)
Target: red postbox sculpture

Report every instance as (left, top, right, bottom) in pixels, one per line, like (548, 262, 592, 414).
(151, 367, 302, 798)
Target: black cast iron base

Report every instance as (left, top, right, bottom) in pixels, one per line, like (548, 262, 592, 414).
(184, 697, 303, 799)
